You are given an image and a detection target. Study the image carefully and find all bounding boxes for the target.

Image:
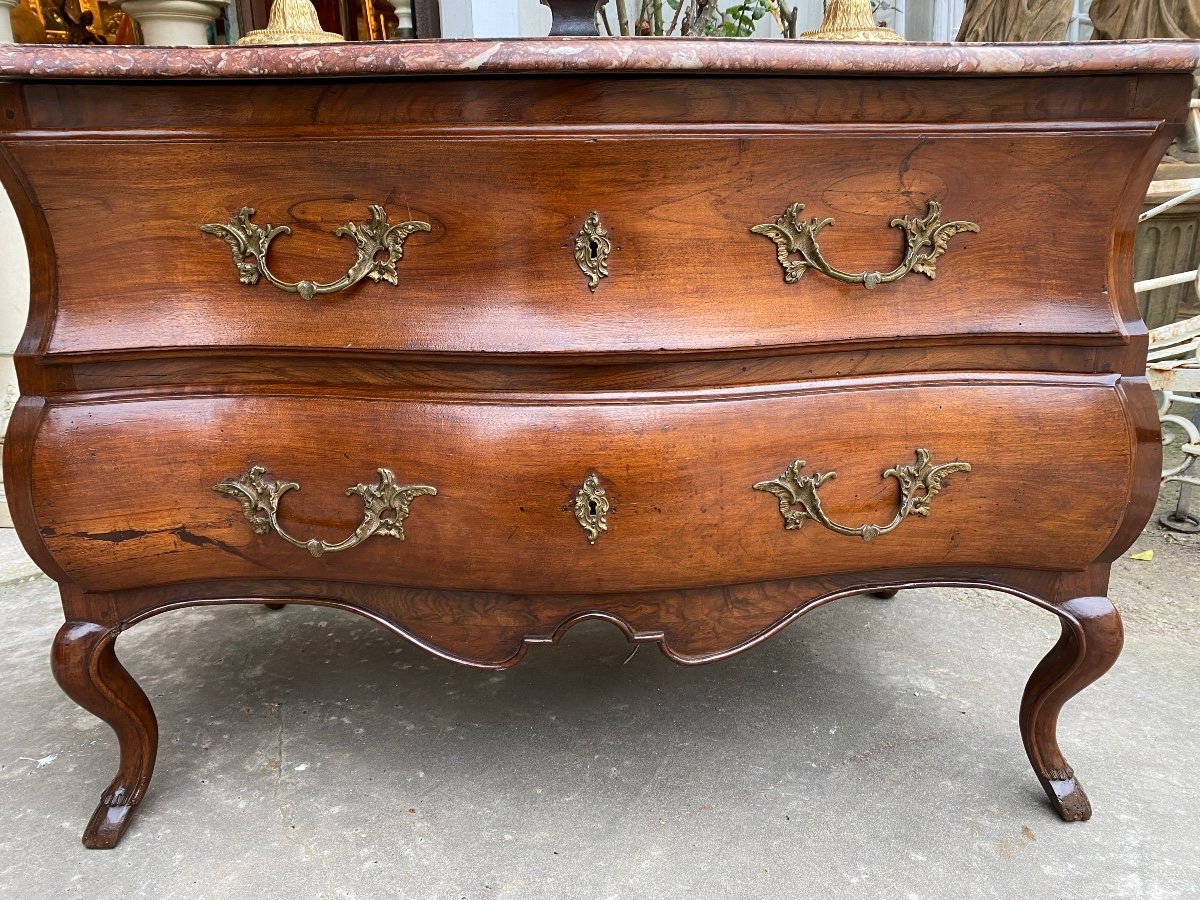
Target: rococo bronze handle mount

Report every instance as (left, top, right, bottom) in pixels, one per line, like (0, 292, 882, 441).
(214, 466, 437, 557)
(201, 205, 430, 300)
(754, 448, 972, 541)
(752, 200, 979, 289)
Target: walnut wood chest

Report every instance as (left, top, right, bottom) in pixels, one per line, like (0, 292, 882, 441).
(1, 39, 1195, 849)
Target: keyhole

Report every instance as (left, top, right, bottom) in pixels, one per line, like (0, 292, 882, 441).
(588, 499, 599, 517)
(588, 238, 601, 262)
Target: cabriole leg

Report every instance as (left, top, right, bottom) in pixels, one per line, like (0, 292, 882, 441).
(51, 621, 159, 849)
(1019, 595, 1123, 822)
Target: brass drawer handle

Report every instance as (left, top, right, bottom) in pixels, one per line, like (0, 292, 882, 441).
(215, 466, 437, 557)
(754, 449, 971, 542)
(201, 205, 430, 300)
(751, 200, 979, 289)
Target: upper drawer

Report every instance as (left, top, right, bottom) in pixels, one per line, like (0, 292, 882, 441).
(8, 126, 1155, 358)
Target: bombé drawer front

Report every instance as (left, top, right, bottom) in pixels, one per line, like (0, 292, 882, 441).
(26, 378, 1136, 593)
(16, 129, 1148, 359)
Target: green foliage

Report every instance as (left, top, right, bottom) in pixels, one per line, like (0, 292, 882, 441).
(611, 0, 795, 38)
(662, 0, 773, 36)
(715, 1, 775, 37)
(602, 0, 892, 38)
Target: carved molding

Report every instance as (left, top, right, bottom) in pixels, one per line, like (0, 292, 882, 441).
(110, 565, 1111, 671)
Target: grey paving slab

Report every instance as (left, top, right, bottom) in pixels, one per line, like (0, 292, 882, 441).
(0, 526, 1196, 900)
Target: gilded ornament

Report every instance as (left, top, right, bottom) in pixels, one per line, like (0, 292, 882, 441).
(215, 466, 437, 557)
(237, 0, 344, 44)
(573, 473, 610, 544)
(751, 200, 979, 289)
(801, 0, 903, 41)
(201, 205, 430, 300)
(574, 212, 612, 292)
(753, 449, 972, 542)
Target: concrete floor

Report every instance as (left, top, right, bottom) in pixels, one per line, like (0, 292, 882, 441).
(0, 521, 1197, 900)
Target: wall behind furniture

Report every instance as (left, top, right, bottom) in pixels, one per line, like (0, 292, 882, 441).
(442, 0, 1043, 39)
(0, 187, 29, 526)
(440, 0, 805, 37)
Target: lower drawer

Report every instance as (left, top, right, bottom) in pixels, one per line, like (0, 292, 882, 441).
(23, 377, 1137, 593)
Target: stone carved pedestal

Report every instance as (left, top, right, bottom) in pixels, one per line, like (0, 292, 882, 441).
(1139, 161, 1200, 327)
(956, 0, 1074, 41)
(1090, 0, 1200, 40)
(110, 0, 228, 44)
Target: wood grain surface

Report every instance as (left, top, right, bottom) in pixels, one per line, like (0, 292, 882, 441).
(26, 375, 1136, 593)
(0, 47, 1191, 843)
(3, 73, 1188, 361)
(11, 131, 1143, 357)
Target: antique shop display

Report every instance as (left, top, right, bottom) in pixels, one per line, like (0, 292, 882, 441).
(0, 39, 1195, 849)
(3, 0, 134, 44)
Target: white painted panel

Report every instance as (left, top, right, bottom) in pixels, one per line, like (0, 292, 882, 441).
(905, 0, 964, 41)
(471, 0, 521, 36)
(438, 0, 473, 37)
(518, 0, 552, 35)
(1068, 0, 1093, 41)
(0, 183, 29, 526)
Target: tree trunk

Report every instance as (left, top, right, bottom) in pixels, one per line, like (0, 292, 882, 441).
(956, 0, 1075, 41)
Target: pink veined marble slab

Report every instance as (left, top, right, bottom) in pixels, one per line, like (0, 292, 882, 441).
(0, 38, 1197, 81)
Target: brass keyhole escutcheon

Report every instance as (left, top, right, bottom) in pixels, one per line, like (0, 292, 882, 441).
(574, 212, 611, 292)
(573, 473, 610, 544)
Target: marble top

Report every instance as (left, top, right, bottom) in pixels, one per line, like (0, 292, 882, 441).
(0, 38, 1197, 81)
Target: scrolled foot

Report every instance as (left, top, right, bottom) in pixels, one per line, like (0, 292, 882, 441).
(85, 797, 140, 850)
(1039, 766, 1092, 822)
(870, 589, 899, 600)
(1020, 595, 1121, 822)
(264, 603, 286, 610)
(52, 621, 159, 849)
